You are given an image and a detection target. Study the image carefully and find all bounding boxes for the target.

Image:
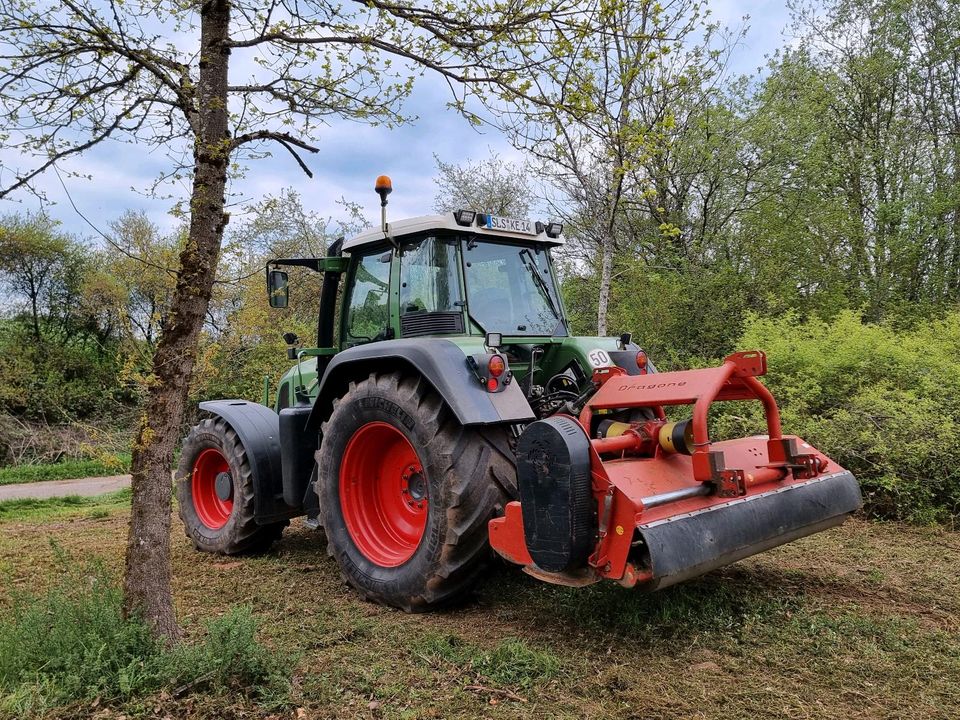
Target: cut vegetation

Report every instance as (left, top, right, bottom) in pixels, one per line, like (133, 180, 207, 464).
(0, 495, 956, 719)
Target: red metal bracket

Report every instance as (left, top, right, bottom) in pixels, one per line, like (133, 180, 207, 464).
(725, 350, 767, 377)
(581, 350, 791, 486)
(765, 437, 828, 479)
(716, 469, 747, 498)
(590, 365, 627, 386)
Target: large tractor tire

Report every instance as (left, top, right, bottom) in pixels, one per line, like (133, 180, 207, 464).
(177, 417, 287, 554)
(317, 372, 516, 612)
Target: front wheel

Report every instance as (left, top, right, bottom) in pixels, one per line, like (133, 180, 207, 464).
(317, 372, 515, 612)
(177, 417, 286, 554)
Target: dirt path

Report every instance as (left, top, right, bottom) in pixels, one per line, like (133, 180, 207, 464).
(0, 475, 131, 501)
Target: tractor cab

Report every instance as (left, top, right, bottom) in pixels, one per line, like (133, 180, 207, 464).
(265, 204, 610, 419)
(339, 214, 567, 347)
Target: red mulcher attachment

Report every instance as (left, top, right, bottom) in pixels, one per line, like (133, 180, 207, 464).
(489, 351, 862, 590)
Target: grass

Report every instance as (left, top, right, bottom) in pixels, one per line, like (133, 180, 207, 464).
(414, 633, 560, 689)
(0, 497, 958, 719)
(0, 544, 290, 718)
(0, 454, 131, 485)
(0, 489, 131, 522)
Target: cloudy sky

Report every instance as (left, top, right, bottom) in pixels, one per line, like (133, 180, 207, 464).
(0, 0, 798, 240)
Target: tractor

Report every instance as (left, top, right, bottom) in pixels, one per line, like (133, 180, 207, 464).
(177, 176, 862, 611)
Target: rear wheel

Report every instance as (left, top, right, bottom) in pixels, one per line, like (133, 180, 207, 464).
(177, 417, 287, 554)
(317, 372, 515, 612)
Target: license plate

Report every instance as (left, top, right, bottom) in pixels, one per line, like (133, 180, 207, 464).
(482, 214, 536, 235)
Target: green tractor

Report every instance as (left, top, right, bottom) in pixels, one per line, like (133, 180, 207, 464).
(177, 177, 860, 611)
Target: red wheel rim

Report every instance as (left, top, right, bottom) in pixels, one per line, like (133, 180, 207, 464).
(339, 422, 428, 567)
(192, 447, 233, 530)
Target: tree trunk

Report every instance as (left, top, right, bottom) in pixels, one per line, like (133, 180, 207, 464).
(597, 233, 614, 336)
(122, 0, 231, 643)
(27, 272, 42, 342)
(30, 292, 41, 342)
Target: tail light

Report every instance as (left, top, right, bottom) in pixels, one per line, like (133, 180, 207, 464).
(636, 350, 648, 374)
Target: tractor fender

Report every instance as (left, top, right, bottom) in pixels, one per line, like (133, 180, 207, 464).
(197, 400, 297, 524)
(306, 338, 536, 432)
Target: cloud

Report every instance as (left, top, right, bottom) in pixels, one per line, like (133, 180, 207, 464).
(0, 1, 797, 242)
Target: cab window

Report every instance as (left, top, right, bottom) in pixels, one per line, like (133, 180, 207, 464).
(344, 249, 392, 346)
(399, 236, 462, 314)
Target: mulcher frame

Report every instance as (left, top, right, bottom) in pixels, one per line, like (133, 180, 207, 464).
(488, 350, 862, 588)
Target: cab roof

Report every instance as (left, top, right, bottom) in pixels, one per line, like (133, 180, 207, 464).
(341, 213, 566, 252)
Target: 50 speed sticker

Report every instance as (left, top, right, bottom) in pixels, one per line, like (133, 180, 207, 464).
(587, 348, 614, 368)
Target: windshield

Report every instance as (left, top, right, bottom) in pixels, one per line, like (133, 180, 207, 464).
(462, 239, 566, 336)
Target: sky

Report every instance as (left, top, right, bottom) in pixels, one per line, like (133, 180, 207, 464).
(0, 0, 797, 241)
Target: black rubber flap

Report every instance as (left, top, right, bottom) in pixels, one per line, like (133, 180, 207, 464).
(638, 471, 862, 590)
(516, 416, 595, 572)
(279, 405, 315, 507)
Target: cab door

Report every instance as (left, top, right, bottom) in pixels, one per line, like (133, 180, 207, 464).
(340, 245, 394, 348)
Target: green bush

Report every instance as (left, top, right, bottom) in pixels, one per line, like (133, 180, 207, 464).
(715, 310, 960, 524)
(160, 606, 291, 704)
(0, 321, 127, 423)
(562, 261, 754, 369)
(0, 548, 290, 717)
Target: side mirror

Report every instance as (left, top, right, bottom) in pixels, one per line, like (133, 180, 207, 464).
(267, 269, 289, 308)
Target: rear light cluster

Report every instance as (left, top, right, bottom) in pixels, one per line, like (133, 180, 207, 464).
(486, 354, 506, 391)
(467, 352, 512, 393)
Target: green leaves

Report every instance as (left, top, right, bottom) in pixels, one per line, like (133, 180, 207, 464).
(726, 310, 960, 524)
(0, 551, 290, 715)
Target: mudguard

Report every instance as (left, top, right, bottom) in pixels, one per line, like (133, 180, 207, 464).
(197, 400, 298, 524)
(305, 338, 536, 432)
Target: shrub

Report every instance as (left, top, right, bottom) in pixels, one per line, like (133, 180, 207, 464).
(160, 607, 291, 703)
(0, 547, 289, 717)
(0, 320, 126, 423)
(715, 310, 960, 524)
(0, 412, 134, 468)
(0, 552, 160, 716)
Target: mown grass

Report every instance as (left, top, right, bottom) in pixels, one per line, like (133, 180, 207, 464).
(414, 632, 560, 689)
(0, 454, 131, 485)
(0, 498, 958, 719)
